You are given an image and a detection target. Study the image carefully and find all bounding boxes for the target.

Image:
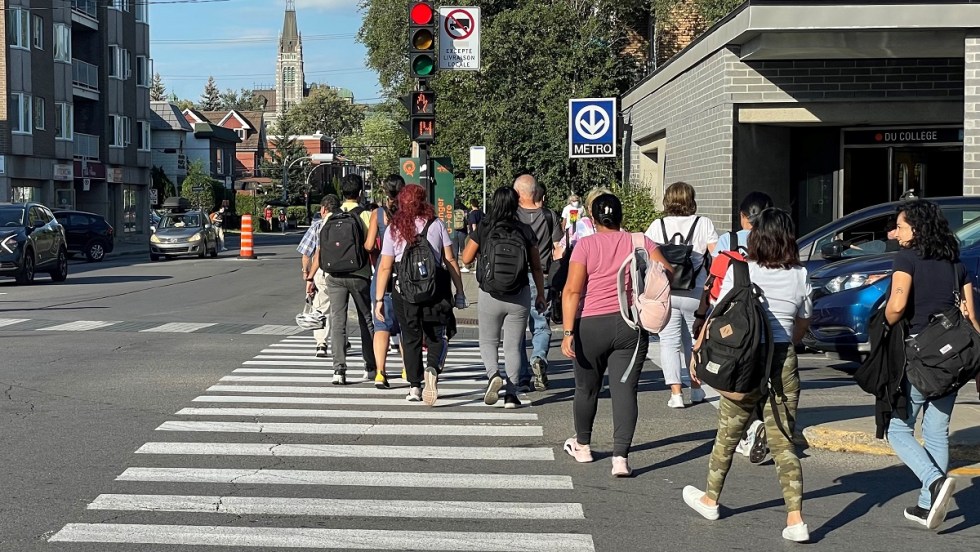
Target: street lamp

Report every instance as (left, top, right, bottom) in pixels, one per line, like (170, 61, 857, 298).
(282, 153, 334, 203)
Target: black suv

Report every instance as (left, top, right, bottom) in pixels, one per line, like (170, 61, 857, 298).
(53, 210, 115, 262)
(0, 203, 68, 284)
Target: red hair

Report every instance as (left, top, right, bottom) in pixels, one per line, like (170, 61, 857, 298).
(391, 184, 434, 246)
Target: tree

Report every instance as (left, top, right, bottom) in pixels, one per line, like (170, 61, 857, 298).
(150, 73, 167, 102)
(199, 76, 221, 111)
(261, 116, 311, 202)
(181, 160, 221, 211)
(282, 85, 363, 140)
(342, 102, 408, 183)
(219, 88, 266, 111)
(151, 166, 176, 201)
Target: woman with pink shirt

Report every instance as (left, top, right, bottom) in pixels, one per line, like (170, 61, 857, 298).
(560, 193, 672, 476)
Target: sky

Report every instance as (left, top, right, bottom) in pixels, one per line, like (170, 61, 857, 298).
(149, 0, 383, 104)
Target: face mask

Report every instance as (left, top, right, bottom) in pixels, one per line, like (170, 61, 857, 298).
(571, 202, 581, 208)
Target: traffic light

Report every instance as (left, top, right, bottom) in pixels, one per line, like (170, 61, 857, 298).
(409, 1, 437, 79)
(401, 90, 436, 143)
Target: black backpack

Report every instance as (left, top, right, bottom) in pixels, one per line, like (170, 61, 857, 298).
(477, 220, 529, 295)
(396, 218, 439, 304)
(693, 260, 773, 400)
(905, 263, 980, 399)
(657, 217, 701, 290)
(319, 207, 367, 275)
(548, 228, 574, 324)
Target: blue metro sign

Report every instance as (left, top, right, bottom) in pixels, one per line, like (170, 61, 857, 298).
(568, 98, 617, 159)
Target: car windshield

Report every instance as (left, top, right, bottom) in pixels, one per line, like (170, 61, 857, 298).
(160, 214, 200, 229)
(956, 217, 980, 250)
(0, 207, 26, 227)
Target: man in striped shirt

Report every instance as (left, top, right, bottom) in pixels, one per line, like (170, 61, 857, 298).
(298, 195, 339, 357)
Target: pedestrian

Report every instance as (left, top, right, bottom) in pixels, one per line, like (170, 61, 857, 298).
(561, 194, 582, 230)
(463, 199, 484, 273)
(211, 207, 227, 251)
(306, 174, 378, 385)
(452, 199, 468, 265)
(683, 207, 812, 543)
(364, 175, 405, 389)
(514, 174, 563, 391)
(299, 195, 340, 358)
(373, 184, 466, 405)
(883, 199, 979, 530)
(560, 193, 671, 476)
(715, 191, 773, 254)
(573, 188, 605, 239)
(461, 187, 547, 409)
(646, 181, 718, 408)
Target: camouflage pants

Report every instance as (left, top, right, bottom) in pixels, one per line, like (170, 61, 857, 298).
(705, 344, 803, 513)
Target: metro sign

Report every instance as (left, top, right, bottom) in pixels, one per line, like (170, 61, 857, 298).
(568, 98, 617, 159)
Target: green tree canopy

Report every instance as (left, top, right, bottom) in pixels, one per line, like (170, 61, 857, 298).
(282, 85, 364, 141)
(262, 117, 311, 203)
(219, 88, 266, 111)
(181, 160, 221, 210)
(199, 76, 221, 111)
(342, 102, 409, 184)
(150, 73, 167, 102)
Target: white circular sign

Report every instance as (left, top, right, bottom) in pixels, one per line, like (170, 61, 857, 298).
(575, 106, 611, 141)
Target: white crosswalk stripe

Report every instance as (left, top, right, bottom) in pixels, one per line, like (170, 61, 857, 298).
(139, 322, 217, 333)
(37, 320, 119, 331)
(0, 318, 29, 328)
(244, 324, 307, 336)
(48, 335, 595, 550)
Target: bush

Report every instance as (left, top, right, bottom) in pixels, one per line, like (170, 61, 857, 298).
(611, 182, 662, 233)
(286, 206, 308, 222)
(231, 195, 267, 231)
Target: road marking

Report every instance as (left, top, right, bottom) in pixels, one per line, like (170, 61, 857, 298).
(156, 420, 543, 437)
(219, 375, 487, 385)
(135, 442, 555, 461)
(140, 322, 217, 333)
(244, 325, 306, 336)
(0, 318, 29, 328)
(951, 467, 980, 476)
(49, 524, 596, 551)
(192, 395, 494, 407)
(37, 320, 119, 332)
(87, 494, 583, 519)
(175, 407, 537, 420)
(116, 467, 571, 489)
(206, 384, 483, 396)
(232, 368, 488, 377)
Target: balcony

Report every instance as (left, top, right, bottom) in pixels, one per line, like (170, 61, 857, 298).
(74, 133, 100, 160)
(72, 59, 99, 100)
(71, 0, 99, 30)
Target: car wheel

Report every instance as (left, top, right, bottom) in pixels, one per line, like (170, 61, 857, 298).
(49, 248, 69, 282)
(150, 253, 159, 262)
(85, 241, 107, 262)
(209, 242, 218, 258)
(15, 250, 35, 285)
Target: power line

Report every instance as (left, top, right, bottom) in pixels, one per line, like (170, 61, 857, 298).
(6, 0, 233, 10)
(161, 68, 372, 80)
(153, 33, 356, 45)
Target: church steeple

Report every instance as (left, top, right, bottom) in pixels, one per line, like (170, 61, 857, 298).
(276, 0, 305, 114)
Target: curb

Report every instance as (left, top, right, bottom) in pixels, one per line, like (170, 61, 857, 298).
(803, 425, 980, 461)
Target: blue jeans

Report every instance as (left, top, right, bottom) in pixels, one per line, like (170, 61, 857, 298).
(888, 381, 956, 508)
(521, 273, 551, 381)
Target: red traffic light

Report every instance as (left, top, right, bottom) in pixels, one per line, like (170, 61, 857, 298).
(410, 2, 434, 25)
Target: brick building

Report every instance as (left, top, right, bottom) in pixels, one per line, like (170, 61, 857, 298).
(623, 0, 980, 235)
(1, 0, 152, 239)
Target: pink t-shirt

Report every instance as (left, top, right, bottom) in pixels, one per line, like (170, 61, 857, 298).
(570, 231, 659, 318)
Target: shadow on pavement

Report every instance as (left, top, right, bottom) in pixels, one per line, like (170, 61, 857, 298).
(631, 430, 717, 476)
(941, 473, 980, 534)
(62, 275, 171, 285)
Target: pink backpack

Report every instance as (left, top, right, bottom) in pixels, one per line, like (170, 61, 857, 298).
(617, 233, 671, 334)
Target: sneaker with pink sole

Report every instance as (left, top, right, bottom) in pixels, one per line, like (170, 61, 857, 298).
(611, 456, 632, 477)
(563, 437, 593, 463)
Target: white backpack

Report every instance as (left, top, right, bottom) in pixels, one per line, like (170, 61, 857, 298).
(617, 233, 672, 382)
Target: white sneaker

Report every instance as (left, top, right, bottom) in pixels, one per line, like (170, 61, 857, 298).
(741, 420, 763, 458)
(782, 523, 810, 542)
(460, 266, 470, 273)
(735, 438, 749, 457)
(406, 387, 422, 402)
(682, 486, 719, 521)
(667, 394, 685, 409)
(690, 387, 706, 404)
(362, 370, 377, 383)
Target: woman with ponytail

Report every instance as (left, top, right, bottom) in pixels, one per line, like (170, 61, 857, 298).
(560, 193, 672, 477)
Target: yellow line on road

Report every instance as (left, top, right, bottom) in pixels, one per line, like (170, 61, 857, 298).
(950, 467, 980, 476)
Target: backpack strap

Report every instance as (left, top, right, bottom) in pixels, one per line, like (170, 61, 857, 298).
(659, 219, 669, 243)
(684, 216, 701, 245)
(728, 230, 738, 252)
(732, 259, 751, 289)
(618, 233, 649, 384)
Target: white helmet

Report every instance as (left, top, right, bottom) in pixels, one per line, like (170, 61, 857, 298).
(295, 303, 327, 330)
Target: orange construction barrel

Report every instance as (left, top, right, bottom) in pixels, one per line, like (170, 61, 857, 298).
(239, 214, 257, 260)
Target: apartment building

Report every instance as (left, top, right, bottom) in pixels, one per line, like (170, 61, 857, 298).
(1, 0, 152, 239)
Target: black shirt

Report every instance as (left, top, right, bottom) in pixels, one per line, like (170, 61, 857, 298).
(472, 218, 538, 288)
(465, 209, 484, 230)
(892, 248, 968, 333)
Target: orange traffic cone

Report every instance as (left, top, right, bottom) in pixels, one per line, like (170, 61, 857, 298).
(239, 214, 257, 259)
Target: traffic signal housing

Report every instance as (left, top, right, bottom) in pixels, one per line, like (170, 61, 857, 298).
(409, 1, 437, 79)
(401, 90, 436, 143)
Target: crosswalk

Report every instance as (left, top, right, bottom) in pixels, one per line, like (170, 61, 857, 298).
(0, 317, 304, 335)
(48, 335, 596, 550)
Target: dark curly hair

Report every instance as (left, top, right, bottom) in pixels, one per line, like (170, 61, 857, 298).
(897, 200, 959, 261)
(747, 208, 801, 269)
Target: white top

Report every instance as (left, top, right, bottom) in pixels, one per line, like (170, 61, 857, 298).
(718, 261, 813, 343)
(645, 215, 719, 299)
(561, 204, 585, 229)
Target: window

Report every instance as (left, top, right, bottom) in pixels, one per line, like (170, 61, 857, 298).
(136, 0, 148, 22)
(32, 15, 42, 50)
(109, 45, 129, 79)
(8, 8, 29, 49)
(53, 24, 70, 63)
(137, 120, 150, 151)
(110, 114, 127, 147)
(11, 93, 32, 134)
(123, 185, 140, 234)
(34, 98, 45, 131)
(124, 116, 132, 145)
(136, 56, 150, 87)
(215, 150, 224, 175)
(111, 0, 129, 11)
(55, 102, 73, 140)
(124, 49, 132, 79)
(235, 128, 247, 140)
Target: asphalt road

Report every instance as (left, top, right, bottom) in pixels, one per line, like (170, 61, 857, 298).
(1, 234, 978, 551)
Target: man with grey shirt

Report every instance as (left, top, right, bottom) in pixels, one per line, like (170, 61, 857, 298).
(514, 174, 563, 390)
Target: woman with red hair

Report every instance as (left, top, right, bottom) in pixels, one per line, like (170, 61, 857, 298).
(374, 184, 466, 405)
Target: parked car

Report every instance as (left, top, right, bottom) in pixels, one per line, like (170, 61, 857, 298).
(149, 210, 218, 261)
(0, 202, 68, 284)
(805, 203, 980, 358)
(53, 210, 114, 262)
(797, 196, 980, 272)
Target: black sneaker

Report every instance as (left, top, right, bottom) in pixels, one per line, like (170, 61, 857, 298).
(345, 341, 352, 353)
(926, 476, 957, 530)
(518, 379, 532, 393)
(484, 374, 503, 405)
(332, 367, 347, 386)
(504, 394, 521, 409)
(904, 506, 929, 527)
(531, 357, 549, 391)
(749, 424, 769, 464)
(315, 345, 327, 358)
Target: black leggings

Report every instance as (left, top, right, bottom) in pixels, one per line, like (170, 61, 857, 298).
(572, 314, 647, 457)
(393, 291, 447, 386)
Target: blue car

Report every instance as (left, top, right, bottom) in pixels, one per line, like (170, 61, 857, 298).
(805, 205, 980, 358)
